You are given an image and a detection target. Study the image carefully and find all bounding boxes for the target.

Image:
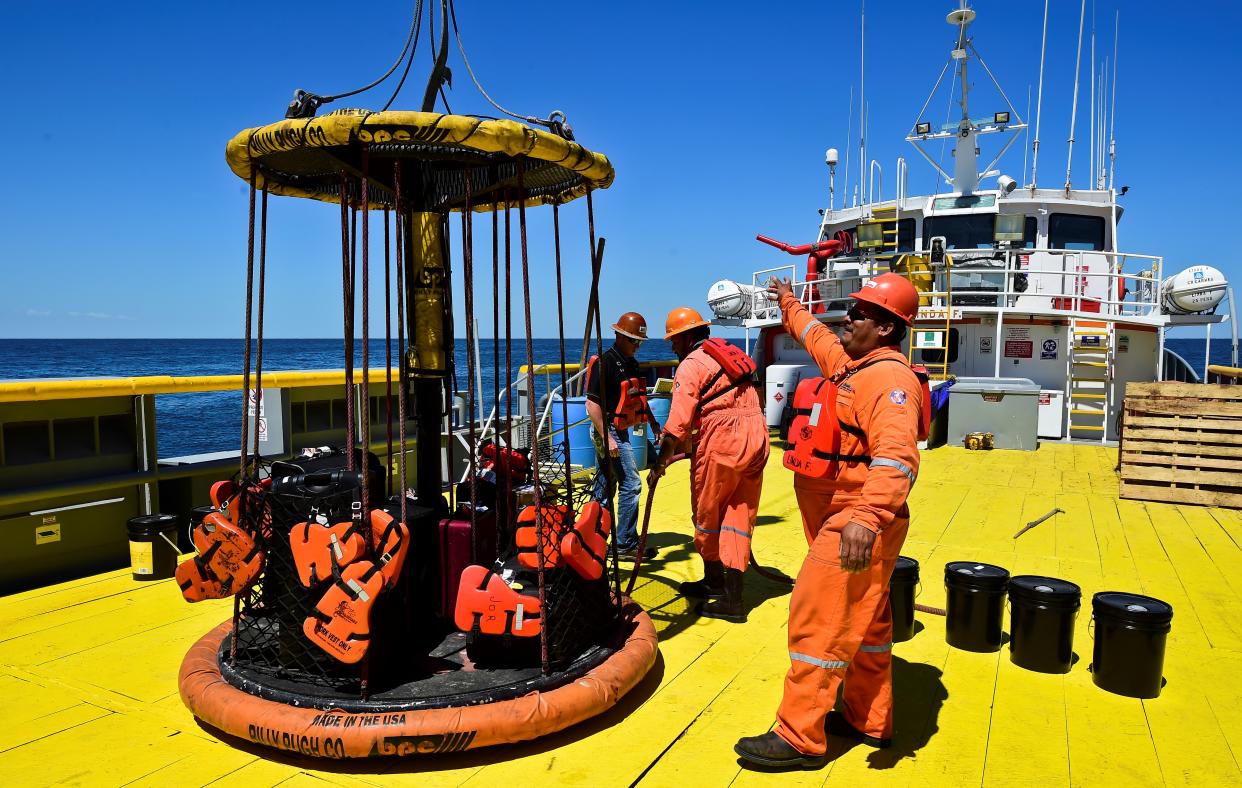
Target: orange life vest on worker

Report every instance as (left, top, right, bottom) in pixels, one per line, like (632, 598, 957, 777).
(588, 351, 649, 430)
(784, 357, 927, 479)
(696, 338, 757, 407)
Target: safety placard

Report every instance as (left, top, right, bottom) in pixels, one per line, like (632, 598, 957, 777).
(1004, 340, 1033, 358)
(1041, 339, 1058, 360)
(980, 336, 993, 354)
(913, 330, 943, 349)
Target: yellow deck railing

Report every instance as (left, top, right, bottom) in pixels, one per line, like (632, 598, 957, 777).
(0, 369, 395, 403)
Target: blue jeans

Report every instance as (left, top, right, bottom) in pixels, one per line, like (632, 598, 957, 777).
(593, 426, 642, 550)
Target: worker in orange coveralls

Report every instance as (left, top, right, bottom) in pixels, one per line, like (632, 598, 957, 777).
(648, 307, 768, 623)
(734, 273, 923, 770)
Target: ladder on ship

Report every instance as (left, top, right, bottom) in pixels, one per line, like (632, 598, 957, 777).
(871, 205, 901, 266)
(1065, 318, 1115, 442)
(907, 256, 955, 380)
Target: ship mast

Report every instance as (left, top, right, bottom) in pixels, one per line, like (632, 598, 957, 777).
(906, 3, 1027, 196)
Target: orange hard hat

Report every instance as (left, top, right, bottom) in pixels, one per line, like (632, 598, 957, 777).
(664, 306, 712, 339)
(611, 312, 648, 340)
(849, 273, 920, 325)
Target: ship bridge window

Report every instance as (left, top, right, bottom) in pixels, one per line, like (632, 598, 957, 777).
(922, 215, 1038, 250)
(1049, 213, 1105, 250)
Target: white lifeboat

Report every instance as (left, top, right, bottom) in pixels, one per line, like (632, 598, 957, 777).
(1160, 265, 1228, 314)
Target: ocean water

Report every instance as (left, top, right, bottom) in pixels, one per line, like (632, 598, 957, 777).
(0, 338, 675, 458)
(0, 337, 1233, 458)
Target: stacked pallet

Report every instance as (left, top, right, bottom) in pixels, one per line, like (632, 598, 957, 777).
(1120, 381, 1242, 508)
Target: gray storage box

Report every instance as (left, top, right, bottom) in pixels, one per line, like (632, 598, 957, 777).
(947, 377, 1040, 450)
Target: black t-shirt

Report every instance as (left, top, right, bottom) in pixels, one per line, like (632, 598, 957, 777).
(584, 345, 641, 415)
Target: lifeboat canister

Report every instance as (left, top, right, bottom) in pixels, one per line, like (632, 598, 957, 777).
(1090, 592, 1173, 699)
(1007, 575, 1081, 673)
(127, 513, 181, 581)
(889, 556, 920, 643)
(944, 561, 1010, 652)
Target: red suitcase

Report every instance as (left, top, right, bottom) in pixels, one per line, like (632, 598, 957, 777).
(439, 505, 498, 619)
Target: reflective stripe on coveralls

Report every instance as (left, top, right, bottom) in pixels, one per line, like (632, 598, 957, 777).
(772, 291, 922, 756)
(662, 344, 768, 572)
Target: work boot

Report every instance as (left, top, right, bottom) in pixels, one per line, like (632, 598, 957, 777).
(826, 710, 892, 749)
(678, 559, 724, 599)
(699, 568, 746, 623)
(734, 732, 826, 770)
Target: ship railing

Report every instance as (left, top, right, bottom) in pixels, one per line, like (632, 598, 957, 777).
(747, 247, 1163, 321)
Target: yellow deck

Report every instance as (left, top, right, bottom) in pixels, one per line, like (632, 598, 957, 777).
(3, 442, 1241, 786)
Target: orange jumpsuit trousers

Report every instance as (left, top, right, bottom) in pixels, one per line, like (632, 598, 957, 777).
(663, 343, 769, 572)
(772, 292, 922, 756)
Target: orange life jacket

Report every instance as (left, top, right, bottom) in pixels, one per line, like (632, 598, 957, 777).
(515, 503, 569, 569)
(480, 443, 530, 484)
(303, 560, 385, 664)
(289, 519, 368, 588)
(369, 508, 409, 590)
(613, 377, 649, 430)
(783, 357, 918, 478)
(560, 500, 612, 581)
(175, 511, 265, 601)
(454, 564, 543, 637)
(697, 338, 757, 407)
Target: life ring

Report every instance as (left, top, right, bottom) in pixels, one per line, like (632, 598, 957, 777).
(179, 603, 658, 758)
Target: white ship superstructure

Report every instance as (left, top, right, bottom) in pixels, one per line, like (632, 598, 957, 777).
(708, 3, 1233, 443)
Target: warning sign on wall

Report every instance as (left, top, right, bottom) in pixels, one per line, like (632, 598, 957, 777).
(1041, 339, 1058, 360)
(980, 336, 993, 354)
(1004, 340, 1033, 358)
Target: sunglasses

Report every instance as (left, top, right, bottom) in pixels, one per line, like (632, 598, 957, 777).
(623, 335, 645, 345)
(846, 306, 880, 323)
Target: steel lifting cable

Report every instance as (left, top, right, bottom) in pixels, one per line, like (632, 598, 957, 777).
(489, 187, 506, 539)
(446, 0, 569, 136)
(584, 189, 621, 603)
(502, 191, 515, 528)
(442, 208, 457, 514)
(551, 203, 572, 502)
(461, 172, 479, 535)
(338, 175, 357, 474)
(516, 162, 551, 675)
(359, 149, 372, 516)
(240, 174, 257, 478)
(394, 162, 409, 530)
(384, 209, 394, 466)
(251, 188, 269, 473)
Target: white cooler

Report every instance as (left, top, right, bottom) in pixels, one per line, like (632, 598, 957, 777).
(764, 364, 815, 427)
(1037, 389, 1065, 439)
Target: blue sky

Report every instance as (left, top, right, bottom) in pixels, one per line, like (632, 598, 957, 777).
(3, 0, 1239, 339)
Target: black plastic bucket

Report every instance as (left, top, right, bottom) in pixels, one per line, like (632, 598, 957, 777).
(944, 561, 1009, 652)
(889, 556, 920, 643)
(127, 513, 180, 581)
(186, 505, 216, 550)
(1008, 575, 1081, 673)
(1091, 592, 1173, 698)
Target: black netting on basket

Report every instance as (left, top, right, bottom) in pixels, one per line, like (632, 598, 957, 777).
(229, 474, 367, 693)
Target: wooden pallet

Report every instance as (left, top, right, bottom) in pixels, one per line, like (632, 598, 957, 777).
(1119, 381, 1242, 508)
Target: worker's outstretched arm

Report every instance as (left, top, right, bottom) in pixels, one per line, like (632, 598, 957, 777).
(767, 277, 848, 377)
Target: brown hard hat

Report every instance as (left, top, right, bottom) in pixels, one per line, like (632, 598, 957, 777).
(612, 312, 648, 340)
(664, 306, 711, 340)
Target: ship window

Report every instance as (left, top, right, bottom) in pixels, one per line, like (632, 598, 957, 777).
(923, 215, 996, 250)
(54, 418, 96, 460)
(305, 400, 331, 432)
(98, 413, 134, 456)
(1023, 216, 1038, 248)
(1049, 214, 1105, 250)
(4, 421, 51, 464)
(918, 328, 960, 365)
